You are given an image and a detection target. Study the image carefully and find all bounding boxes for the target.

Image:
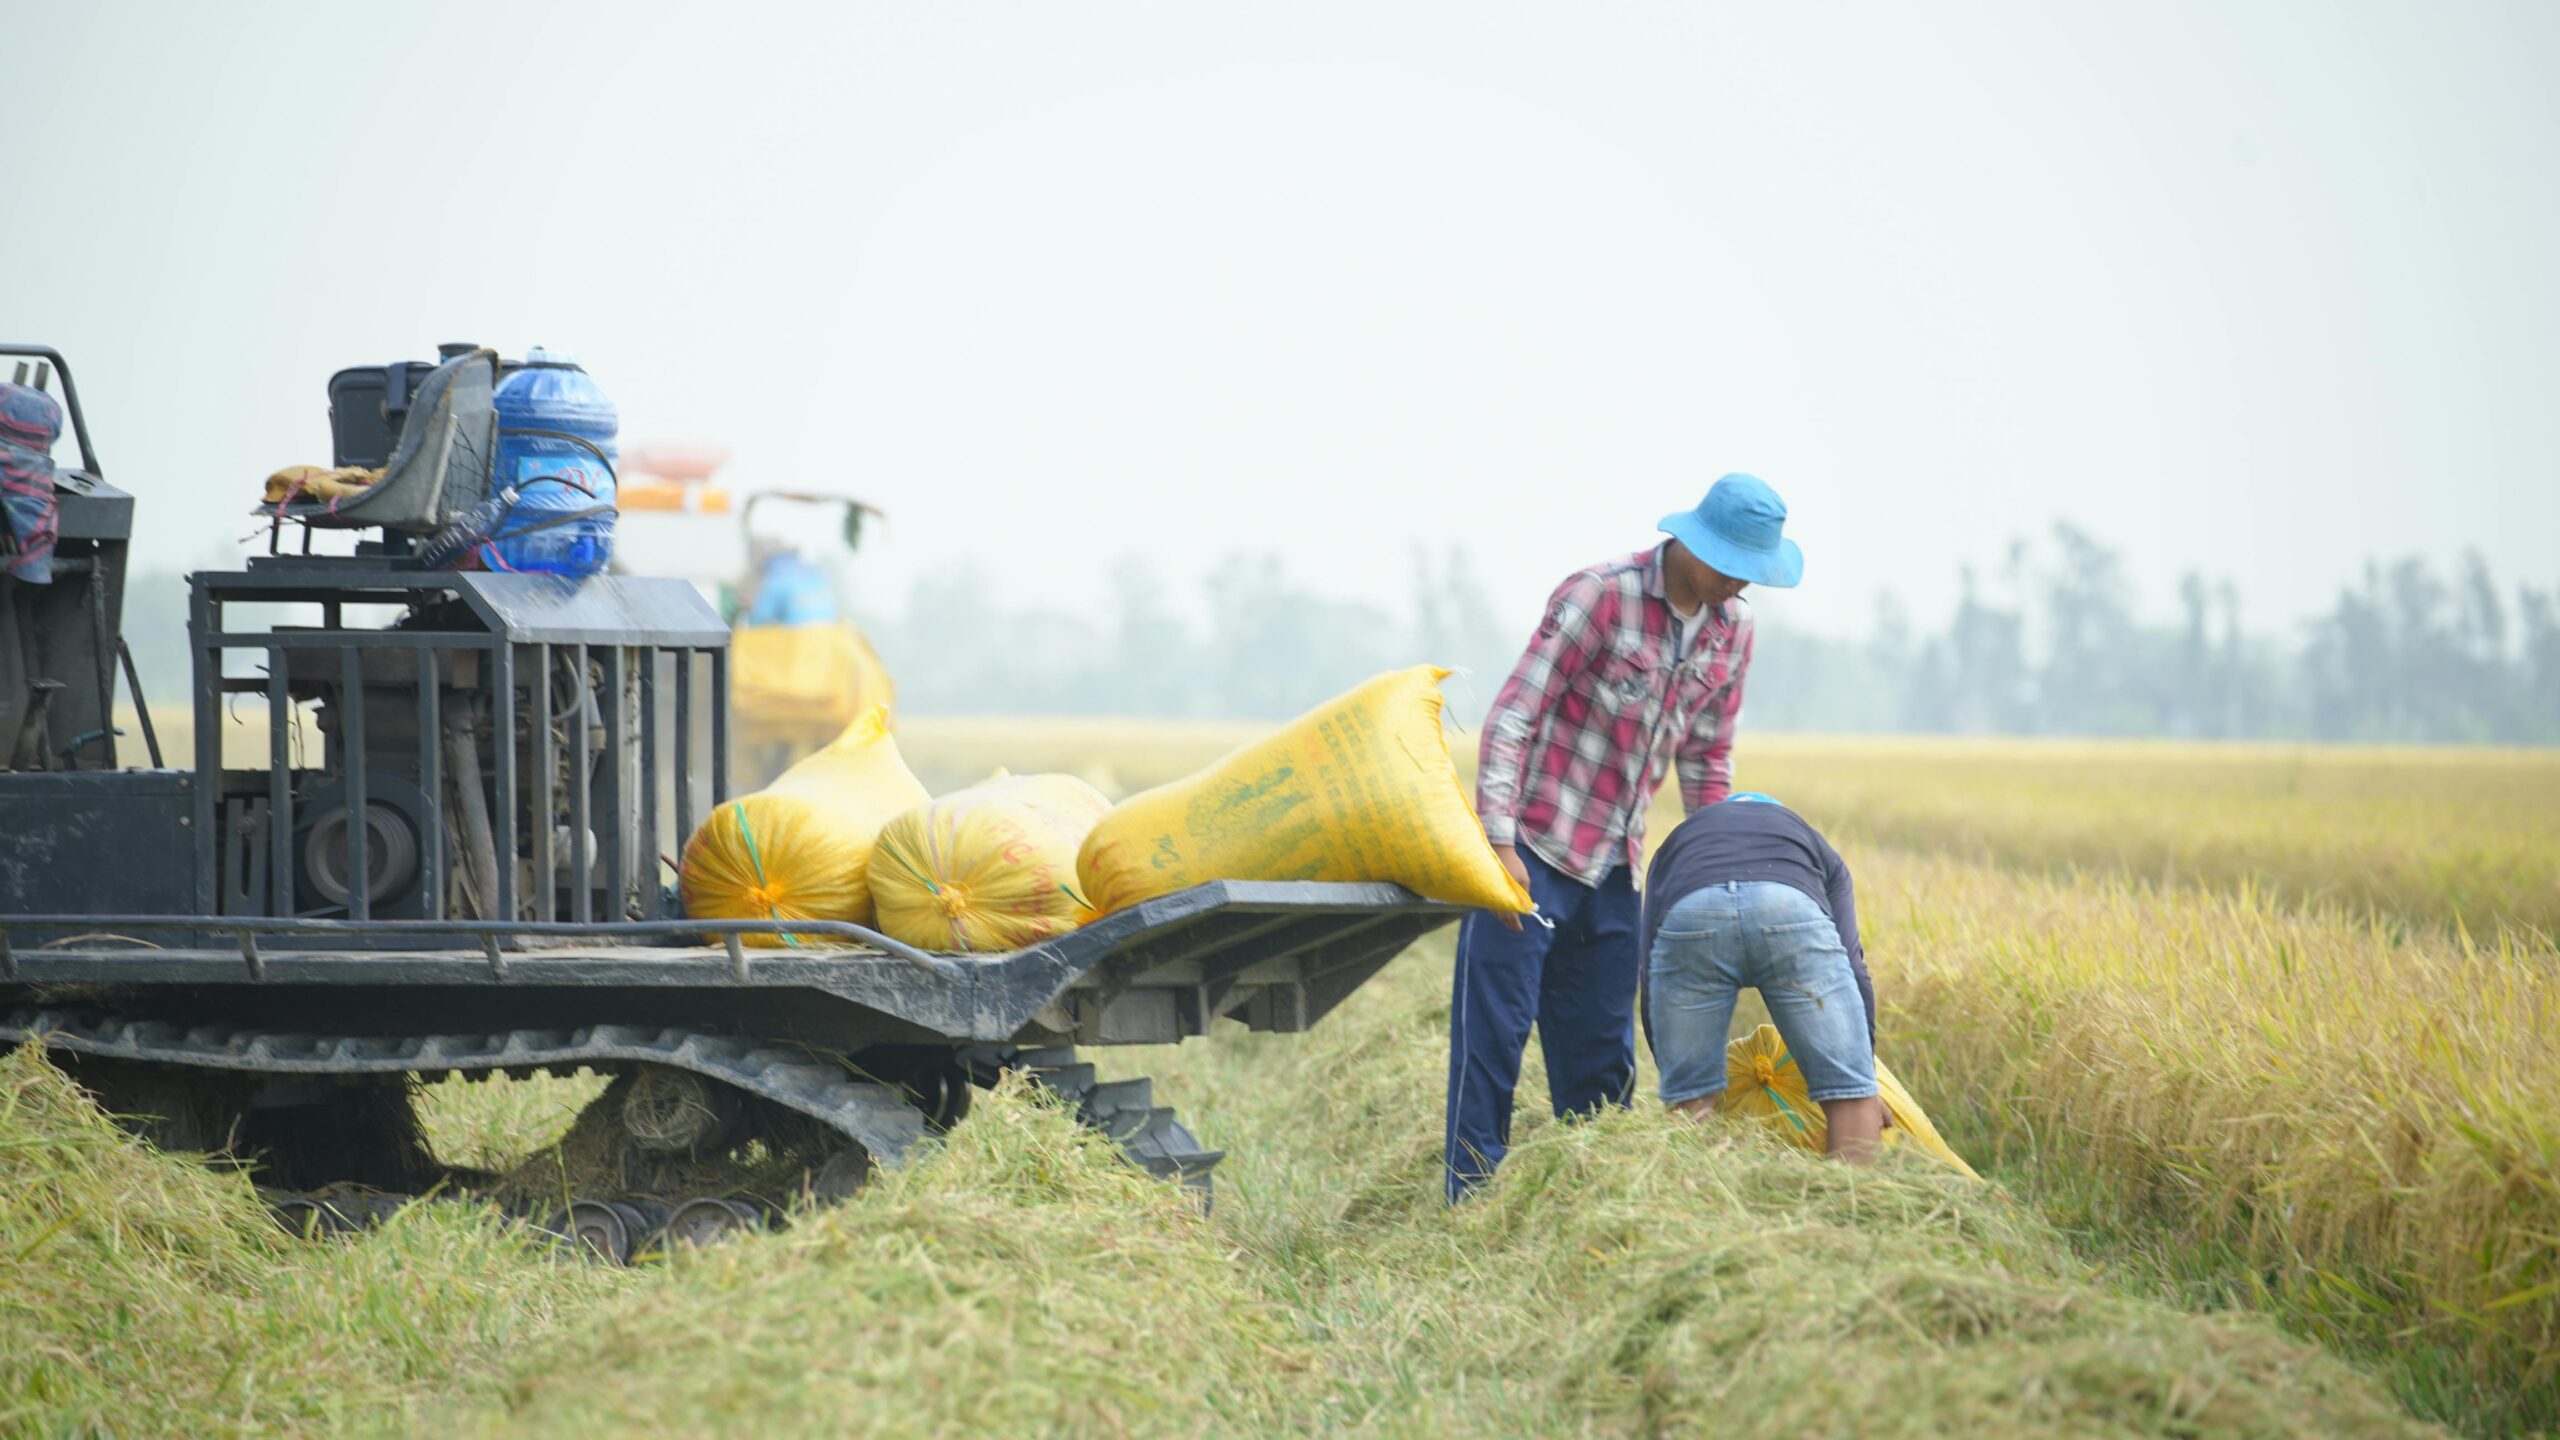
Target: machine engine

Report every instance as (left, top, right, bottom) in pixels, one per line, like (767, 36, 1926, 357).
(0, 342, 729, 939)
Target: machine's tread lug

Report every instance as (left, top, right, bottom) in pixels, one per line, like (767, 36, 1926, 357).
(974, 1045, 1222, 1197)
(1086, 1077, 1154, 1115)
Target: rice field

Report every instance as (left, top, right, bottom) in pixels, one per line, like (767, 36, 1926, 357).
(5, 723, 2554, 1436)
(907, 722, 2560, 941)
(927, 721, 2560, 1434)
(1718, 736, 2560, 940)
(1846, 849, 2559, 1428)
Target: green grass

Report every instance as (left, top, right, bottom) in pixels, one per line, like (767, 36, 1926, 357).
(0, 1051, 627, 1439)
(1, 942, 2448, 1438)
(472, 1081, 1292, 1438)
(1104, 943, 2447, 1438)
(412, 1071, 608, 1173)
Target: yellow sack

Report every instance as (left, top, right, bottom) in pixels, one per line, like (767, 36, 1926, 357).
(1722, 1024, 1980, 1178)
(1075, 666, 1534, 917)
(678, 707, 929, 943)
(730, 621, 896, 728)
(870, 772, 1111, 953)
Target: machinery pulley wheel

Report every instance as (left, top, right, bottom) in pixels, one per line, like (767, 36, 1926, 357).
(303, 801, 422, 907)
(811, 1147, 874, 1202)
(270, 1196, 359, 1238)
(546, 1199, 636, 1264)
(658, 1197, 764, 1250)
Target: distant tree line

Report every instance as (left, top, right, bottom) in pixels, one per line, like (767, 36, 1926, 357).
(857, 523, 2560, 745)
(1738, 524, 2560, 744)
(106, 524, 2559, 744)
(855, 548, 1520, 723)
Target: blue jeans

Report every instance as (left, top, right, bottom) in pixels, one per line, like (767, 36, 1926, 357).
(1648, 880, 1877, 1106)
(1444, 844, 1640, 1201)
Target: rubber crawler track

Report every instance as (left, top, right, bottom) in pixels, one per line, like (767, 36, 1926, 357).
(983, 1045, 1225, 1190)
(4, 1009, 1225, 1194)
(1, 1007, 929, 1168)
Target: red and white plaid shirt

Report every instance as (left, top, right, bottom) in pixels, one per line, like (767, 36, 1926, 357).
(1476, 544, 1754, 886)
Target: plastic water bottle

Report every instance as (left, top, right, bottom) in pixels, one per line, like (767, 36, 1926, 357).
(489, 347, 618, 576)
(416, 484, 525, 571)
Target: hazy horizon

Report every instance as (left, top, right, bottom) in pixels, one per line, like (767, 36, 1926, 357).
(17, 1, 2557, 646)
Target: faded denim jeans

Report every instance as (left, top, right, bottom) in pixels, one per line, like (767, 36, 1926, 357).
(1648, 880, 1877, 1107)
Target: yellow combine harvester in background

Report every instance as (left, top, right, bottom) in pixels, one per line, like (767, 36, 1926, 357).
(617, 443, 895, 788)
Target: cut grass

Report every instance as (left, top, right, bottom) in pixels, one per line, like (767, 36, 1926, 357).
(1110, 944, 2443, 1438)
(468, 1075, 1297, 1438)
(4, 946, 2448, 1438)
(430, 944, 2450, 1437)
(0, 1049, 627, 1439)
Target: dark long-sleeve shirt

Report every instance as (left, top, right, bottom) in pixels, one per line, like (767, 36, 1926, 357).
(1639, 801, 1876, 1043)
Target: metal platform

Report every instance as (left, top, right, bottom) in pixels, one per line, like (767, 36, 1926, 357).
(0, 880, 1462, 1046)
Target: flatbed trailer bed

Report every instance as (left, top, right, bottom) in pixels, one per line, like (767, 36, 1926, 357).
(1, 880, 1460, 1048)
(2, 883, 1464, 1209)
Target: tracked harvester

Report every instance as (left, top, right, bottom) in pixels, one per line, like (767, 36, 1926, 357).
(0, 344, 1458, 1253)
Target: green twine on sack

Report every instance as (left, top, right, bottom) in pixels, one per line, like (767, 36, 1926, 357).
(874, 835, 941, 895)
(730, 805, 804, 949)
(875, 831, 974, 951)
(1761, 1046, 1810, 1136)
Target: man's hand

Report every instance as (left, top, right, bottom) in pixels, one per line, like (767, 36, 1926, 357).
(1491, 843, 1533, 932)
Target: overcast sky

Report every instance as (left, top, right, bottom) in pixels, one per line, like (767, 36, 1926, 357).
(17, 1, 2557, 644)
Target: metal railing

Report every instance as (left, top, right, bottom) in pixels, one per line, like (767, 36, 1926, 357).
(0, 912, 939, 983)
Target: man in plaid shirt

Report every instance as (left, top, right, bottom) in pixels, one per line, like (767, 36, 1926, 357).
(1446, 473, 1805, 1200)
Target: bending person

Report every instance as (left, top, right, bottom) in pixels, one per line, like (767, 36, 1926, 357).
(1641, 792, 1885, 1160)
(1448, 475, 1802, 1201)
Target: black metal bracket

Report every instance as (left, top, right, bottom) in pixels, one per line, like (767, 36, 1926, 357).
(0, 913, 941, 972)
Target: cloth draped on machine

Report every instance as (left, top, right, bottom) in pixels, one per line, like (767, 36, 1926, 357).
(0, 383, 62, 583)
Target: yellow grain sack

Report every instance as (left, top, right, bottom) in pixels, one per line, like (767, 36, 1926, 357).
(1722, 1023, 1979, 1178)
(870, 772, 1111, 953)
(730, 621, 896, 730)
(1075, 666, 1534, 917)
(678, 706, 929, 943)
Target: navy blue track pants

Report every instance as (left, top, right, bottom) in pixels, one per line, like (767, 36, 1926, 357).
(1443, 843, 1640, 1201)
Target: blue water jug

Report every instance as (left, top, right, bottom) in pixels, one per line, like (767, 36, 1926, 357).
(488, 347, 617, 576)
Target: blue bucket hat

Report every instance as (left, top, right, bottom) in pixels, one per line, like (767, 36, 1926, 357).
(1659, 473, 1803, 588)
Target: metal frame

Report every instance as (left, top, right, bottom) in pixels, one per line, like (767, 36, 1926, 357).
(0, 880, 1461, 1046)
(186, 566, 728, 932)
